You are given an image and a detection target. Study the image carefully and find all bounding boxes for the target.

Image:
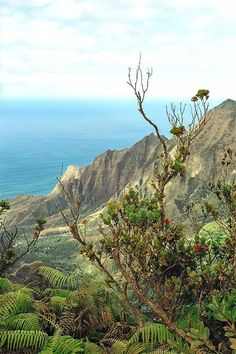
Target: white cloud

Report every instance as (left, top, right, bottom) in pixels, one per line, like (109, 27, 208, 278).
(1, 0, 236, 99)
(1, 0, 51, 7)
(167, 0, 234, 9)
(43, 1, 93, 20)
(41, 0, 163, 21)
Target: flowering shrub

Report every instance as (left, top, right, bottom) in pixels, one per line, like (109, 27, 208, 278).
(65, 59, 236, 352)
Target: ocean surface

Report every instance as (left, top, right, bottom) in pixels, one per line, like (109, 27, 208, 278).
(0, 98, 217, 199)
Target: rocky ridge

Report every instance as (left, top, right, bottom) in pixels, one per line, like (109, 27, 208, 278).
(6, 99, 236, 230)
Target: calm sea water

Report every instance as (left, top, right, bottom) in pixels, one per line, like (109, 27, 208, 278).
(0, 98, 218, 199)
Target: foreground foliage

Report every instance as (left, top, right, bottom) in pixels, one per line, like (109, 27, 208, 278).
(1, 59, 236, 353)
(62, 59, 236, 353)
(0, 269, 186, 353)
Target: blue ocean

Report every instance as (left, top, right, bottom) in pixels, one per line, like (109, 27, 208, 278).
(0, 98, 218, 199)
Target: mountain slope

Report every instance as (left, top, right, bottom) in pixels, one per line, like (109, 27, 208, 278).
(7, 134, 163, 227)
(165, 99, 236, 214)
(6, 99, 236, 229)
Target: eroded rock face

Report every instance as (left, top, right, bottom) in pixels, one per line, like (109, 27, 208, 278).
(164, 100, 236, 215)
(73, 133, 164, 213)
(6, 134, 163, 227)
(6, 99, 236, 228)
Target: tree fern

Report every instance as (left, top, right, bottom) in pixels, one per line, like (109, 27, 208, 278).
(0, 329, 47, 352)
(38, 266, 79, 289)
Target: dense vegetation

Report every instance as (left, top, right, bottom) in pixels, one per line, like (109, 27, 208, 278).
(1, 60, 236, 353)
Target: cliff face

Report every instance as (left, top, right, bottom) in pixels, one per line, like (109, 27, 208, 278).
(7, 134, 163, 227)
(6, 99, 236, 228)
(71, 133, 165, 212)
(165, 99, 236, 214)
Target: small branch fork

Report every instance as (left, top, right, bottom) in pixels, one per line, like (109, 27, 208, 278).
(0, 221, 43, 275)
(127, 54, 168, 160)
(127, 54, 153, 104)
(0, 202, 45, 275)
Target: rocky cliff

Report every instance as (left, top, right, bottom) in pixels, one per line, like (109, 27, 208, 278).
(6, 99, 236, 229)
(165, 99, 236, 214)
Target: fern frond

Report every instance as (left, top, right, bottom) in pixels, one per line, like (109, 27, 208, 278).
(7, 312, 41, 330)
(59, 310, 77, 335)
(100, 306, 114, 326)
(0, 277, 13, 293)
(129, 323, 175, 347)
(38, 342, 54, 354)
(55, 336, 84, 353)
(127, 343, 147, 354)
(110, 340, 129, 354)
(38, 266, 79, 289)
(39, 328, 63, 354)
(145, 343, 177, 353)
(0, 329, 47, 352)
(147, 350, 177, 354)
(76, 282, 97, 303)
(44, 288, 72, 298)
(84, 340, 104, 353)
(39, 335, 84, 354)
(111, 338, 177, 354)
(110, 340, 146, 354)
(0, 290, 33, 325)
(50, 296, 67, 312)
(38, 311, 59, 333)
(15, 285, 35, 296)
(33, 299, 49, 314)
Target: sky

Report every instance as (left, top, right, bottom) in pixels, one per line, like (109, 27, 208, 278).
(1, 0, 236, 100)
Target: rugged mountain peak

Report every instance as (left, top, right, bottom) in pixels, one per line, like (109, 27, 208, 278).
(191, 98, 236, 152)
(217, 98, 236, 109)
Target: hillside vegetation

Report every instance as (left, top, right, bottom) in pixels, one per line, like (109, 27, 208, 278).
(1, 60, 236, 353)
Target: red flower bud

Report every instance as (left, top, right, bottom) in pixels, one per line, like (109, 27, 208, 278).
(194, 244, 202, 252)
(163, 218, 171, 224)
(194, 244, 208, 252)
